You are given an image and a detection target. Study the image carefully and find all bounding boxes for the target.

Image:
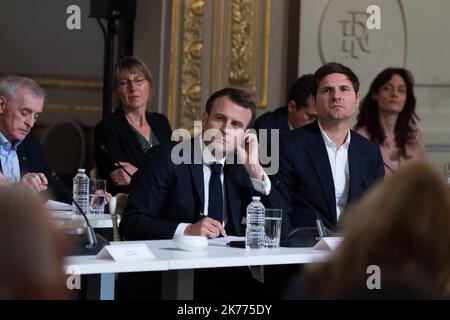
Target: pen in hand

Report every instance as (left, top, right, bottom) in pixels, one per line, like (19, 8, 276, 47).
(198, 212, 227, 237)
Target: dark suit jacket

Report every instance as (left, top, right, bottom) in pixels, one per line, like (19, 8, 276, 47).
(253, 106, 290, 133)
(252, 107, 290, 167)
(0, 134, 71, 203)
(94, 107, 172, 194)
(271, 120, 384, 231)
(120, 137, 264, 240)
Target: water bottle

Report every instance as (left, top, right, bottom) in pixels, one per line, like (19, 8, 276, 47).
(245, 196, 265, 249)
(72, 169, 89, 215)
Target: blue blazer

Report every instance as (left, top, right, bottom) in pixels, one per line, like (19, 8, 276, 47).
(120, 137, 264, 240)
(271, 120, 384, 230)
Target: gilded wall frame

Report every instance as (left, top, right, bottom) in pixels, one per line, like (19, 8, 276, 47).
(169, 0, 271, 129)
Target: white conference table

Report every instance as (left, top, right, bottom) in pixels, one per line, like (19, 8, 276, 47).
(64, 239, 329, 300)
(51, 211, 118, 229)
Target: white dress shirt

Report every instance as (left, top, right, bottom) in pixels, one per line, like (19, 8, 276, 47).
(318, 121, 351, 221)
(173, 141, 271, 237)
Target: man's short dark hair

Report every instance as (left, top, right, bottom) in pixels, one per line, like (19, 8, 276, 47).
(205, 88, 256, 128)
(287, 74, 314, 109)
(313, 62, 360, 96)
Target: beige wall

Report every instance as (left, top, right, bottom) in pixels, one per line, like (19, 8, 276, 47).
(0, 0, 104, 127)
(0, 0, 105, 175)
(298, 0, 450, 171)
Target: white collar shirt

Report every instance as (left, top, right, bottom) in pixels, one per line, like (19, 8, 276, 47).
(318, 121, 351, 221)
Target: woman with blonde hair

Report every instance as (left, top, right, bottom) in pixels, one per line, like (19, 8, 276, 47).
(0, 185, 70, 299)
(94, 56, 172, 195)
(301, 162, 450, 299)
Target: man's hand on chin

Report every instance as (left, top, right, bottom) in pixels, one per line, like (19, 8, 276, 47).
(237, 130, 264, 181)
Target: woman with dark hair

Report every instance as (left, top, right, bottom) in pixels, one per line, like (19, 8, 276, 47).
(94, 56, 172, 194)
(355, 68, 425, 175)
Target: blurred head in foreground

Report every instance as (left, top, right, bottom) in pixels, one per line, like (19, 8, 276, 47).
(302, 162, 450, 299)
(0, 185, 70, 299)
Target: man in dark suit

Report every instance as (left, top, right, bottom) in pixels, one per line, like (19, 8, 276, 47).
(119, 87, 271, 299)
(273, 63, 385, 232)
(264, 63, 384, 299)
(253, 74, 316, 172)
(0, 76, 69, 202)
(253, 74, 316, 134)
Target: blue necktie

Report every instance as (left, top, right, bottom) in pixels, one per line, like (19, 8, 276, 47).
(208, 163, 223, 223)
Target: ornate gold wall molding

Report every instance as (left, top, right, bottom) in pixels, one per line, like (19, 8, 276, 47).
(169, 0, 270, 129)
(46, 104, 100, 113)
(169, 0, 205, 130)
(35, 78, 102, 90)
(211, 0, 270, 107)
(229, 0, 253, 86)
(0, 73, 102, 90)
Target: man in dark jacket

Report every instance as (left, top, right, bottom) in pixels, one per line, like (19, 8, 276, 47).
(120, 87, 271, 299)
(0, 76, 69, 202)
(253, 74, 316, 171)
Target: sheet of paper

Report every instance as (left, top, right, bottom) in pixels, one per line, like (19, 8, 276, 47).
(47, 199, 72, 211)
(313, 237, 343, 251)
(208, 236, 246, 247)
(96, 243, 155, 261)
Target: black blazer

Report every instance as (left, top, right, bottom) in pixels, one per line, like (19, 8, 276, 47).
(120, 137, 265, 240)
(253, 106, 290, 165)
(0, 134, 71, 203)
(271, 120, 385, 231)
(94, 107, 172, 194)
(253, 106, 290, 134)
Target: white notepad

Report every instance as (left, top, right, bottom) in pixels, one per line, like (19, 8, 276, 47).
(208, 236, 246, 247)
(313, 237, 343, 251)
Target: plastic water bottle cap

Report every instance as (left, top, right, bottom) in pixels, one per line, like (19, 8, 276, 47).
(252, 196, 261, 201)
(78, 168, 86, 173)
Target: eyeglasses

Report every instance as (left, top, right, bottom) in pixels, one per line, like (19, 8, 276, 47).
(118, 77, 147, 87)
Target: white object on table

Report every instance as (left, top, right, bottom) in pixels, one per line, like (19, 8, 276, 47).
(173, 235, 208, 251)
(50, 211, 117, 229)
(97, 243, 155, 261)
(46, 199, 73, 211)
(208, 236, 246, 247)
(313, 237, 343, 251)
